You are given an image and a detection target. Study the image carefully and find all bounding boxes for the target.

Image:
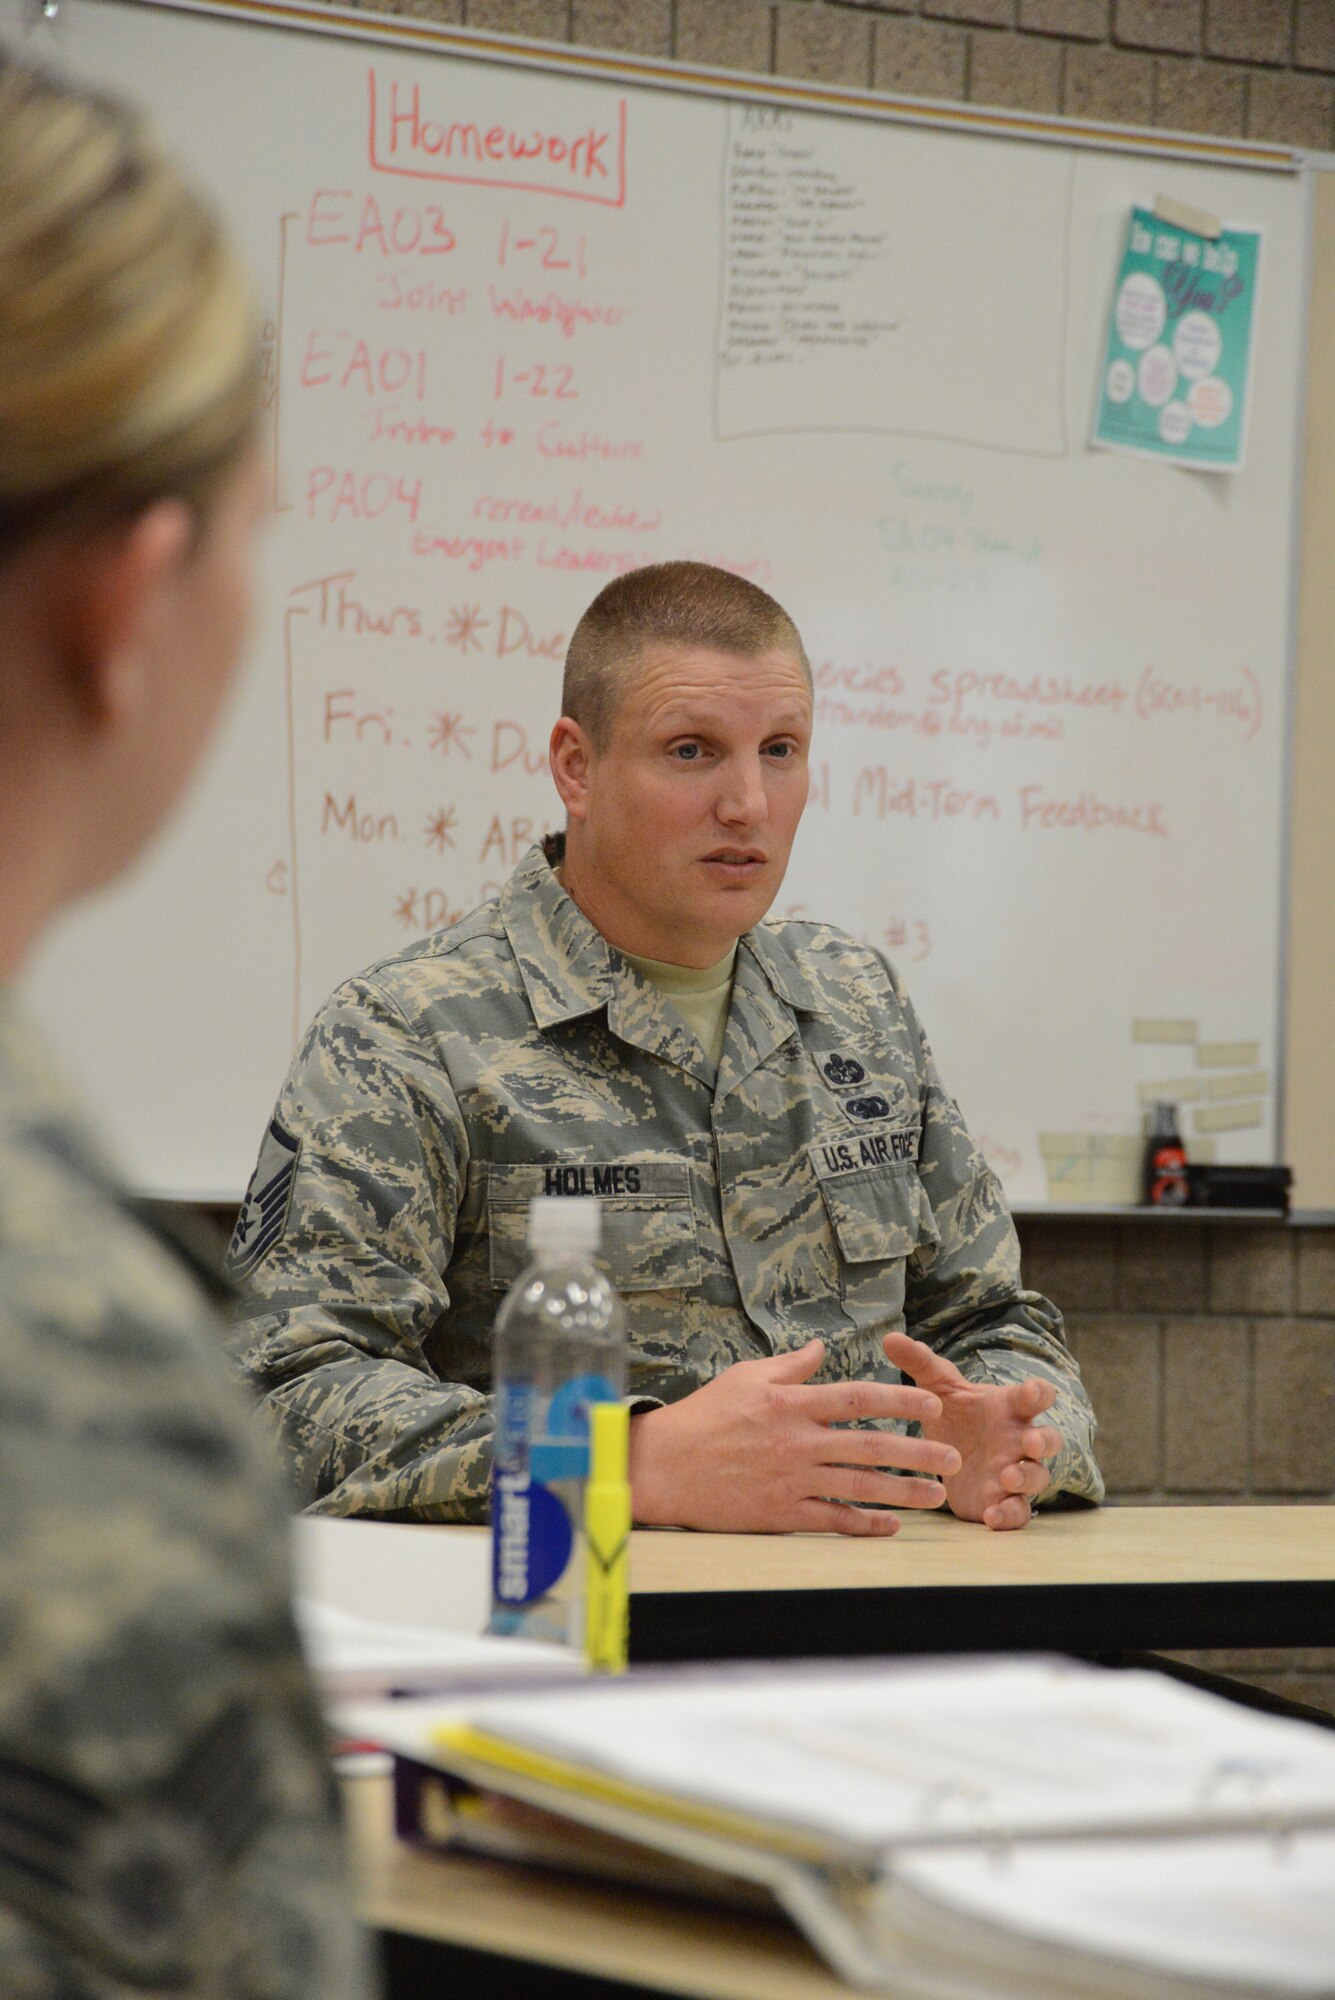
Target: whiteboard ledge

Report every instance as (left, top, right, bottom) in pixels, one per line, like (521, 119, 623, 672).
(1015, 1205, 1335, 1227)
(140, 1196, 1335, 1230)
(113, 0, 1301, 173)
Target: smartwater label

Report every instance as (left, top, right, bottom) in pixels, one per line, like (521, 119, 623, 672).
(491, 1372, 618, 1606)
(492, 1469, 572, 1604)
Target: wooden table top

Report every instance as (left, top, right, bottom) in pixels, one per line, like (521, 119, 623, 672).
(356, 1503, 1335, 1592)
(625, 1504, 1335, 1593)
(298, 1504, 1335, 1665)
(621, 1504, 1335, 1661)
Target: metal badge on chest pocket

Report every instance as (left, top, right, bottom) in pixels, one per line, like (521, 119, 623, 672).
(811, 1048, 911, 1128)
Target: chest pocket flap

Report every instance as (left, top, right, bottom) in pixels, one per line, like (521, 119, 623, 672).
(809, 1135, 941, 1266)
(487, 1160, 702, 1294)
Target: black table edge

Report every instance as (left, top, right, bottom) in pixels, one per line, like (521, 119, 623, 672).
(629, 1579, 1335, 1662)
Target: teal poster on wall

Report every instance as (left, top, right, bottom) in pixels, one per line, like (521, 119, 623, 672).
(1093, 206, 1260, 472)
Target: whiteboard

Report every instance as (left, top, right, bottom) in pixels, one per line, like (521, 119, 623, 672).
(5, 0, 1308, 1202)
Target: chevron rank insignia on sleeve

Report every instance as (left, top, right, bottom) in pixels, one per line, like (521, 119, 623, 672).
(227, 1119, 300, 1280)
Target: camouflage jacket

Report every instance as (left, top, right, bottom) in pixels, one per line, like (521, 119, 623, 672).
(230, 843, 1102, 1523)
(0, 995, 372, 1999)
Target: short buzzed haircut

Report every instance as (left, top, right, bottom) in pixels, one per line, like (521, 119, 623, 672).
(562, 561, 811, 751)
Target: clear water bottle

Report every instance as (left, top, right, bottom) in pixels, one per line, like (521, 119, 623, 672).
(489, 1196, 627, 1646)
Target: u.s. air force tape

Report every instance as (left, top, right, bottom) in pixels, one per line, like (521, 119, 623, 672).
(811, 1127, 919, 1179)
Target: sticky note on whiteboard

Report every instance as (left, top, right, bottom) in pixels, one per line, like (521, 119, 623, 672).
(1205, 1070, 1269, 1102)
(1197, 1041, 1261, 1068)
(1133, 1019, 1199, 1045)
(1194, 1101, 1264, 1133)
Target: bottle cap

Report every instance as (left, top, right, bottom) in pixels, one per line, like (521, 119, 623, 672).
(526, 1194, 602, 1259)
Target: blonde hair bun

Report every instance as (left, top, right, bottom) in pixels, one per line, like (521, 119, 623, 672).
(0, 57, 258, 549)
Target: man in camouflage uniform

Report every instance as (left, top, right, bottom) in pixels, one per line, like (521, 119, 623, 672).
(0, 998, 371, 1997)
(230, 563, 1102, 1532)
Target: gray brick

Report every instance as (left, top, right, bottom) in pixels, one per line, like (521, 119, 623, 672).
(1208, 1226, 1295, 1314)
(1156, 51, 1248, 128)
(1015, 1218, 1121, 1313)
(1064, 1315, 1162, 1491)
(675, 0, 773, 70)
(1205, 0, 1293, 64)
(1117, 1223, 1207, 1314)
(873, 18, 970, 94)
(1252, 1319, 1335, 1491)
(1163, 1317, 1249, 1491)
(1247, 68, 1334, 143)
(465, 0, 569, 35)
(1297, 0, 1335, 69)
(571, 0, 671, 54)
(1064, 41, 1156, 118)
(1019, 0, 1109, 34)
(1115, 0, 1201, 51)
(1297, 1229, 1335, 1314)
(341, 0, 464, 17)
(774, 3, 873, 84)
(969, 25, 1063, 106)
(924, 0, 1015, 23)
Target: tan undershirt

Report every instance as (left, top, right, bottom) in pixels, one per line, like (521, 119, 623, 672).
(622, 946, 737, 1072)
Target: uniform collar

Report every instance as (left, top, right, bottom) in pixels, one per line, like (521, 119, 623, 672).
(500, 847, 712, 1084)
(0, 989, 233, 1304)
(499, 842, 828, 1033)
(0, 986, 96, 1146)
(499, 843, 615, 1030)
(738, 922, 828, 1017)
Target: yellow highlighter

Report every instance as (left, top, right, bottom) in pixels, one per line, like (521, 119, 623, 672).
(584, 1401, 631, 1673)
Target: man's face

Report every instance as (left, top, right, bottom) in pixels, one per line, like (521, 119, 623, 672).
(566, 643, 813, 965)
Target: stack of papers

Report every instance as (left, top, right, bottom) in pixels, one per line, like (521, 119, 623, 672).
(884, 1831, 1335, 2000)
(295, 1598, 582, 1699)
(363, 1654, 1335, 1997)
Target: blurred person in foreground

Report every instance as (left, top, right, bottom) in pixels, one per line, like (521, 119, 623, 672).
(0, 56, 370, 1997)
(230, 558, 1103, 1536)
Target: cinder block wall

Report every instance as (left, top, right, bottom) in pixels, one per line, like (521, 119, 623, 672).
(1018, 1218, 1335, 1714)
(331, 0, 1335, 155)
(1019, 1221, 1335, 1504)
(307, 0, 1335, 1710)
